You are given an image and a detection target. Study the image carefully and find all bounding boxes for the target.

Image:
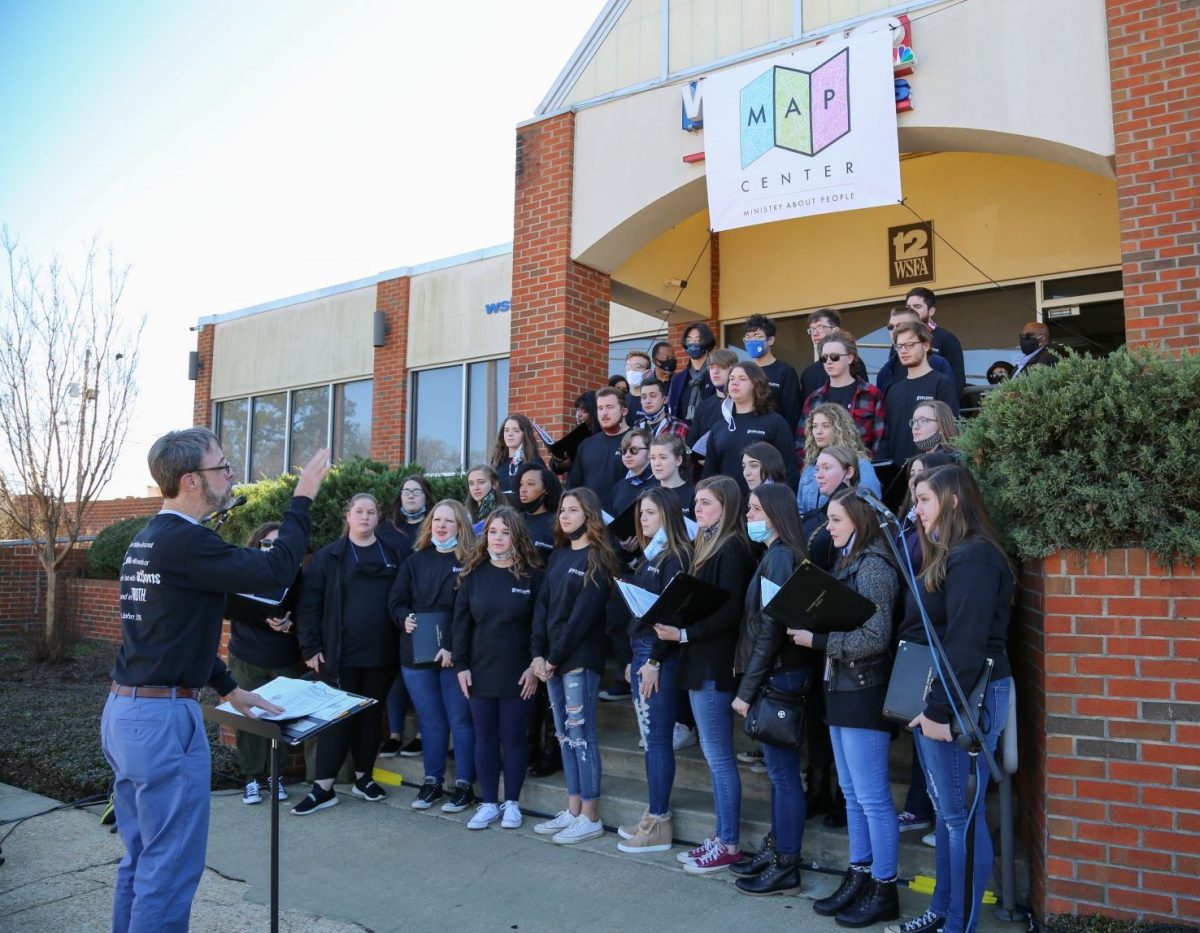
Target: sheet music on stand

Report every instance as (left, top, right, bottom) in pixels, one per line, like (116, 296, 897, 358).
(215, 676, 374, 744)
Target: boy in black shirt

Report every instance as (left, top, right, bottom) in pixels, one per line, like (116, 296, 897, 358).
(879, 320, 959, 464)
(568, 387, 630, 498)
(742, 313, 803, 432)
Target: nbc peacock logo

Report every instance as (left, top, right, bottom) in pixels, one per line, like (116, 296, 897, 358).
(740, 47, 851, 169)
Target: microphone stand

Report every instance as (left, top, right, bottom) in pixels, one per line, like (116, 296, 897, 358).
(203, 495, 247, 532)
(867, 500, 1001, 929)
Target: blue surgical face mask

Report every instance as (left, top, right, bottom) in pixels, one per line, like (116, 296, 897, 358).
(746, 520, 772, 543)
(744, 339, 767, 359)
(643, 526, 667, 561)
(434, 535, 457, 552)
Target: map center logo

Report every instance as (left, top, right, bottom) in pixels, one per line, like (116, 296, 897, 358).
(740, 47, 851, 168)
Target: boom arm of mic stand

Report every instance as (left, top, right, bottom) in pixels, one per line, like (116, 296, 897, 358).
(874, 514, 1003, 784)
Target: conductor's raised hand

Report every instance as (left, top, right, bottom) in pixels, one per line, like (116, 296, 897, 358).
(294, 447, 331, 501)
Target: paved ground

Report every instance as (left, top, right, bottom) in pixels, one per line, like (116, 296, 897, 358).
(0, 779, 1024, 932)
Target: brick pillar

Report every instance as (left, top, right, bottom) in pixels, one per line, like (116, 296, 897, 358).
(1108, 0, 1200, 350)
(667, 231, 720, 359)
(371, 276, 410, 465)
(510, 113, 610, 437)
(192, 325, 214, 428)
(1015, 549, 1200, 922)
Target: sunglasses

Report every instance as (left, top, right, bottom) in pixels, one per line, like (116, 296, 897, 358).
(820, 353, 845, 363)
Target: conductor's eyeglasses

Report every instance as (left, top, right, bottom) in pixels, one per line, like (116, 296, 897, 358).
(194, 460, 233, 477)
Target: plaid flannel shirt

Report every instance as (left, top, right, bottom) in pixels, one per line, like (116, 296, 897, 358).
(636, 413, 692, 447)
(797, 378, 887, 458)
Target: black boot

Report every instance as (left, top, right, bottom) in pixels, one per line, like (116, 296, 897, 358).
(835, 876, 900, 928)
(813, 864, 871, 916)
(734, 852, 802, 896)
(730, 832, 776, 877)
(805, 765, 833, 819)
(823, 785, 848, 828)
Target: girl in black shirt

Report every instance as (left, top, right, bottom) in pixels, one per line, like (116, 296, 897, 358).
(389, 500, 478, 813)
(453, 507, 544, 830)
(530, 487, 619, 845)
(649, 433, 695, 521)
(380, 474, 434, 757)
(490, 415, 546, 498)
(293, 493, 405, 815)
(466, 465, 512, 531)
(226, 522, 307, 805)
(653, 476, 756, 874)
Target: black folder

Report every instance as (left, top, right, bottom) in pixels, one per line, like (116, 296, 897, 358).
(761, 560, 878, 633)
(545, 422, 591, 461)
(410, 610, 451, 665)
(605, 497, 640, 541)
(616, 571, 729, 629)
(882, 640, 993, 735)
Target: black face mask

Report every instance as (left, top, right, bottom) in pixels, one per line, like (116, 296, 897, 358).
(1019, 335, 1042, 355)
(520, 494, 545, 514)
(655, 357, 677, 374)
(567, 525, 589, 541)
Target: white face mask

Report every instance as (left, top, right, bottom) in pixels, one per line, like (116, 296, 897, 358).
(643, 526, 667, 561)
(625, 369, 646, 388)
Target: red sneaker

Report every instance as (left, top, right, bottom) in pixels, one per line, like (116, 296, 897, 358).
(683, 841, 743, 874)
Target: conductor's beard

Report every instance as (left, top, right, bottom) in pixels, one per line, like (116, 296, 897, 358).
(198, 473, 233, 515)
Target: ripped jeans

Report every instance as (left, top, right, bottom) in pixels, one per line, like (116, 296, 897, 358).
(548, 667, 602, 802)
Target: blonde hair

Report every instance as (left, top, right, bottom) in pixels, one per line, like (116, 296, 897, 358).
(414, 499, 476, 562)
(803, 403, 867, 466)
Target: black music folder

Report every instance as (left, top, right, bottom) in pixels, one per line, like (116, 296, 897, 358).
(537, 422, 590, 462)
(616, 571, 729, 629)
(604, 498, 640, 541)
(410, 610, 451, 664)
(760, 560, 878, 633)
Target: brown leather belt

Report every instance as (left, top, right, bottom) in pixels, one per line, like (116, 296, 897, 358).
(110, 682, 201, 700)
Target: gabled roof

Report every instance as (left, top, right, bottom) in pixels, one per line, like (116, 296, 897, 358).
(536, 0, 630, 116)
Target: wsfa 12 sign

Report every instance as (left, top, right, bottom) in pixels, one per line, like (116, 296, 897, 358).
(888, 221, 934, 287)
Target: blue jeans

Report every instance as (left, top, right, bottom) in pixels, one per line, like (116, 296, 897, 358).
(548, 667, 602, 801)
(689, 680, 741, 845)
(386, 672, 413, 736)
(830, 724, 899, 879)
(401, 665, 476, 784)
(759, 667, 810, 855)
(101, 693, 209, 933)
(631, 636, 680, 816)
(915, 676, 1012, 933)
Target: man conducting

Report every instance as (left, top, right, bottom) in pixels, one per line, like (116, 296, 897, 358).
(102, 427, 329, 932)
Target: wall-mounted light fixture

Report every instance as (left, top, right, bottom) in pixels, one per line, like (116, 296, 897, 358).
(188, 351, 202, 381)
(373, 310, 391, 348)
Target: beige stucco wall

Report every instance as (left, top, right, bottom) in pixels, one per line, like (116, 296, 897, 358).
(407, 253, 513, 369)
(571, 0, 1114, 277)
(210, 286, 375, 399)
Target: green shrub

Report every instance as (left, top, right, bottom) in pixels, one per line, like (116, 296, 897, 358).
(217, 458, 467, 551)
(960, 347, 1200, 562)
(86, 516, 152, 579)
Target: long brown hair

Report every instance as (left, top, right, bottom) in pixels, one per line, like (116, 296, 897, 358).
(692, 476, 750, 572)
(459, 506, 542, 580)
(489, 414, 542, 468)
(414, 499, 476, 562)
(554, 487, 620, 587)
(729, 361, 775, 416)
(915, 465, 1015, 591)
(912, 400, 959, 449)
(634, 486, 692, 572)
(828, 487, 882, 570)
(749, 483, 807, 561)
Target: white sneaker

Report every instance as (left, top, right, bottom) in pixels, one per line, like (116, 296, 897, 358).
(552, 814, 605, 845)
(922, 830, 936, 847)
(533, 810, 575, 835)
(500, 800, 523, 829)
(467, 803, 500, 830)
(268, 777, 288, 801)
(242, 780, 262, 805)
(672, 724, 698, 750)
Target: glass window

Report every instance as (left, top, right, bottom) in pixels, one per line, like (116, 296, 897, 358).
(249, 393, 286, 480)
(216, 397, 249, 483)
(334, 379, 372, 462)
(467, 359, 509, 467)
(290, 386, 330, 466)
(412, 367, 464, 473)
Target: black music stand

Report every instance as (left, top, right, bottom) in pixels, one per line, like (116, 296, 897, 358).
(204, 696, 375, 933)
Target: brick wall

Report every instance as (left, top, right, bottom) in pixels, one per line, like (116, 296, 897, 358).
(0, 544, 89, 634)
(1107, 0, 1200, 351)
(371, 276, 410, 466)
(1015, 549, 1200, 922)
(192, 324, 215, 427)
(509, 112, 611, 438)
(77, 497, 160, 535)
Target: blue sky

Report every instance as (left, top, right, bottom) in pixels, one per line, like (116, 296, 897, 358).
(0, 0, 605, 494)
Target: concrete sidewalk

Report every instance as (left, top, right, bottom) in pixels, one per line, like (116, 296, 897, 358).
(1, 779, 1022, 932)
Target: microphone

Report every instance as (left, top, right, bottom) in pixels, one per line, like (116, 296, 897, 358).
(204, 494, 247, 529)
(854, 487, 900, 526)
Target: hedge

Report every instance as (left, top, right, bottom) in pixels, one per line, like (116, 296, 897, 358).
(86, 515, 152, 579)
(960, 346, 1200, 562)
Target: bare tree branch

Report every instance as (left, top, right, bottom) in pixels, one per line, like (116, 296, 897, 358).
(0, 226, 145, 658)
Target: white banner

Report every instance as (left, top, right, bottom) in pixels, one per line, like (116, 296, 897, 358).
(702, 31, 901, 232)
